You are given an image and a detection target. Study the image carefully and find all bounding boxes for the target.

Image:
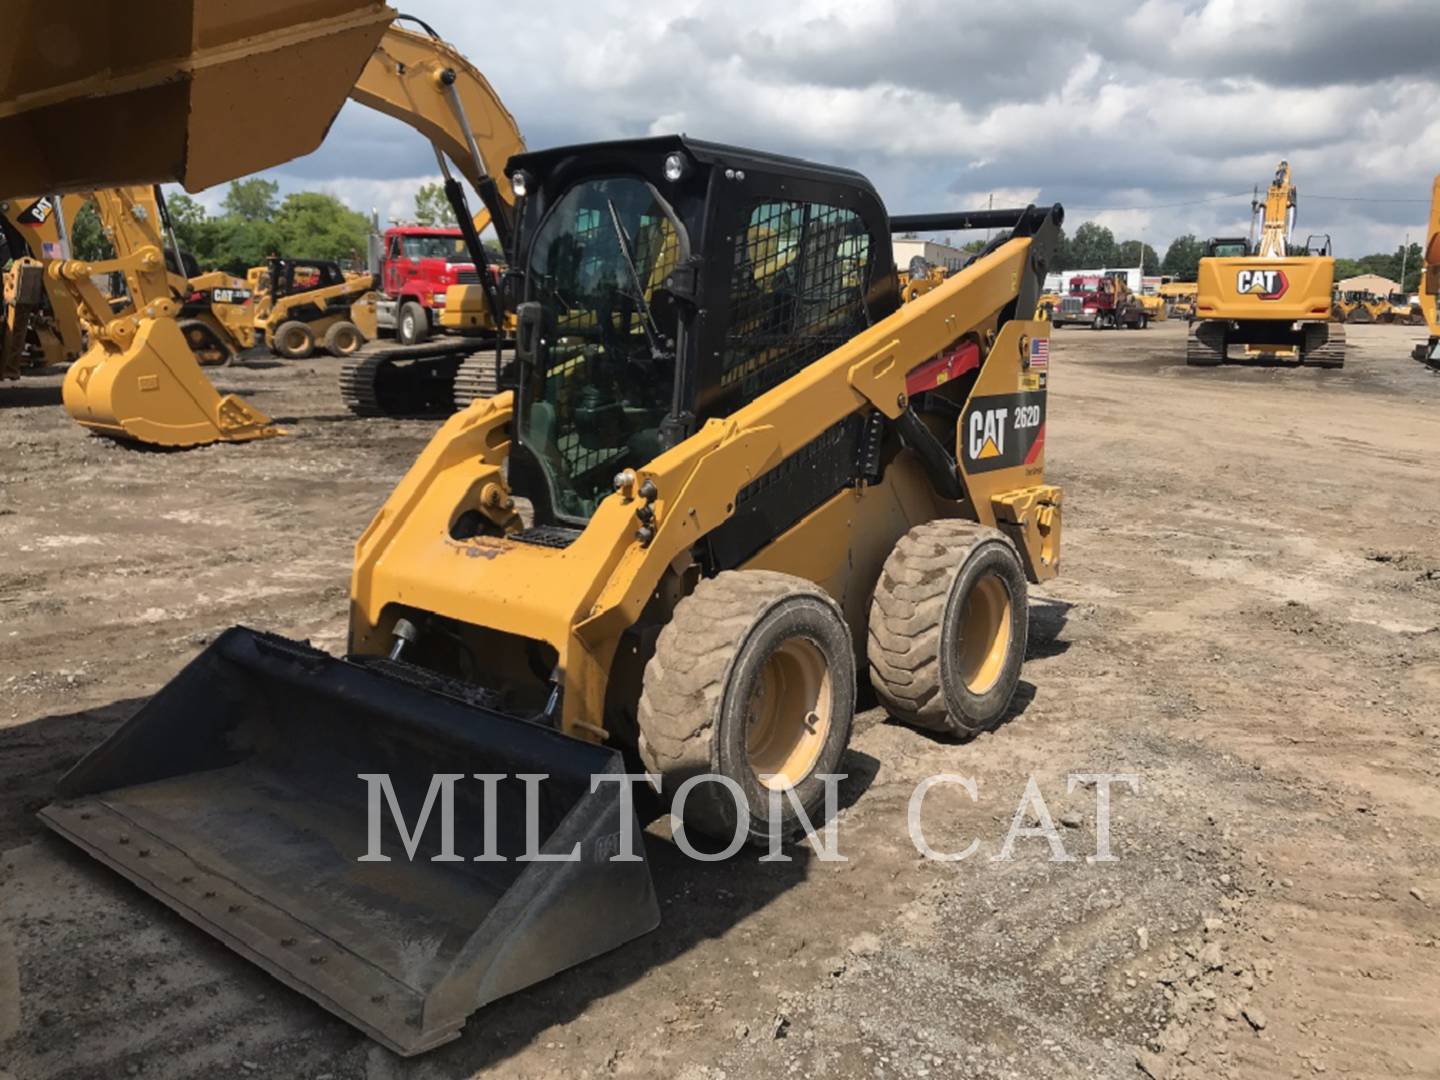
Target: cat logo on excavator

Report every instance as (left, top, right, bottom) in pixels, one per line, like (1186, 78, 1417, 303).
(1236, 268, 1289, 300)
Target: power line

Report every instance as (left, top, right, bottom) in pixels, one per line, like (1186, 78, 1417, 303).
(1065, 191, 1431, 213)
(1065, 191, 1252, 212)
(1305, 193, 1431, 203)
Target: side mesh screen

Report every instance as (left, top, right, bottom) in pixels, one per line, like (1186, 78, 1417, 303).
(719, 200, 872, 405)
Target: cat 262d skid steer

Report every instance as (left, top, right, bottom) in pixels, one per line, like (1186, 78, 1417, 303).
(43, 137, 1064, 1054)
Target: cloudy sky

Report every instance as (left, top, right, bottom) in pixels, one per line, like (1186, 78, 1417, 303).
(184, 0, 1440, 257)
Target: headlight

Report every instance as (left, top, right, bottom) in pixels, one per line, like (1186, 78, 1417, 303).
(510, 171, 529, 198)
(663, 152, 689, 182)
(433, 292, 448, 306)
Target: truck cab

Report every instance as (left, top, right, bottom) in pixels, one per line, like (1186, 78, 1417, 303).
(1055, 272, 1147, 330)
(375, 225, 480, 344)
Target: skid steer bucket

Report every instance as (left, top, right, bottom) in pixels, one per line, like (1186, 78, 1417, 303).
(40, 628, 660, 1056)
(0, 2, 393, 196)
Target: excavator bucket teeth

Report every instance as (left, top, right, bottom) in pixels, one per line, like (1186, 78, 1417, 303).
(0, 3, 393, 195)
(61, 317, 280, 447)
(39, 627, 659, 1056)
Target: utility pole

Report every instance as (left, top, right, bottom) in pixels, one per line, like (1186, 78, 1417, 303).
(985, 192, 993, 243)
(1400, 233, 1411, 295)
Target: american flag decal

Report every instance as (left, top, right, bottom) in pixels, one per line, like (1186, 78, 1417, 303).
(1029, 337, 1049, 371)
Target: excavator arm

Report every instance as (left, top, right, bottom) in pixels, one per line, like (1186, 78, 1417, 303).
(1255, 160, 1296, 259)
(353, 23, 524, 251)
(1415, 174, 1440, 365)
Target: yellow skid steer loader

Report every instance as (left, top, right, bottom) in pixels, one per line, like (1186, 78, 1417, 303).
(44, 136, 1064, 1054)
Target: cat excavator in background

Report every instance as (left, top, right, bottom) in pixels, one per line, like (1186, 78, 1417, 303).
(1188, 161, 1343, 368)
(0, 7, 522, 446)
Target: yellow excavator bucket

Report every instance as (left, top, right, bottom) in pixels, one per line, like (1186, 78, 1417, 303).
(62, 314, 279, 447)
(0, 1, 394, 195)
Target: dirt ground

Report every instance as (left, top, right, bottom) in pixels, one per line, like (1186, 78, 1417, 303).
(2, 320, 1438, 1080)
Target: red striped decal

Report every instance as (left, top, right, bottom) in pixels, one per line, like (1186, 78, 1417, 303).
(905, 341, 981, 395)
(1024, 422, 1046, 465)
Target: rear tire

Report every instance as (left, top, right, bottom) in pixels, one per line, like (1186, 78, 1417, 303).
(868, 521, 1029, 738)
(323, 320, 365, 357)
(398, 301, 430, 346)
(637, 570, 856, 846)
(273, 321, 316, 360)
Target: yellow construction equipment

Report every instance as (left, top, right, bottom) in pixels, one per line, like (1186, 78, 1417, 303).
(1, 10, 522, 446)
(898, 256, 949, 302)
(252, 257, 377, 358)
(41, 135, 1066, 1053)
(1, 193, 88, 373)
(1158, 279, 1196, 320)
(1414, 174, 1439, 368)
(54, 185, 280, 444)
(1188, 161, 1343, 368)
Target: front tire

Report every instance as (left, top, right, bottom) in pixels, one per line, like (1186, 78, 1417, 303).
(272, 320, 315, 360)
(638, 570, 856, 845)
(868, 521, 1029, 738)
(398, 301, 430, 346)
(323, 320, 365, 357)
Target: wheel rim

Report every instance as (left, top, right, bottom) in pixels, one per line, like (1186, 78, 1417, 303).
(958, 574, 1012, 695)
(402, 313, 415, 338)
(283, 328, 307, 353)
(335, 328, 359, 354)
(745, 637, 830, 790)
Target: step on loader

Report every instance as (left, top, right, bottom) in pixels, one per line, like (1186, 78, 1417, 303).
(45, 136, 1065, 1054)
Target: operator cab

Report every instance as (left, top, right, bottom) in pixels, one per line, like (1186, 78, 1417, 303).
(267, 257, 349, 299)
(1204, 237, 1252, 258)
(502, 135, 899, 528)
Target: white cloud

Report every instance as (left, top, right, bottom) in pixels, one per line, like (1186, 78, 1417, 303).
(179, 0, 1440, 255)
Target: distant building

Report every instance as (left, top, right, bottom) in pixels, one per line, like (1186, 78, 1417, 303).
(1336, 273, 1400, 296)
(894, 238, 969, 274)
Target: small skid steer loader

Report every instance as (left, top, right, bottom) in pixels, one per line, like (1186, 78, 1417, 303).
(45, 136, 1064, 1054)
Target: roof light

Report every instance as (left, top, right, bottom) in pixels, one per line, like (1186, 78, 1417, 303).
(663, 153, 689, 183)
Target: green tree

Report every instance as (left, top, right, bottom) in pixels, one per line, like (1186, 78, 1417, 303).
(165, 192, 214, 261)
(221, 178, 279, 223)
(1117, 240, 1160, 275)
(1069, 221, 1117, 269)
(69, 200, 115, 262)
(1160, 234, 1204, 280)
(1398, 242, 1423, 292)
(1052, 225, 1073, 270)
(414, 182, 457, 227)
(273, 192, 370, 266)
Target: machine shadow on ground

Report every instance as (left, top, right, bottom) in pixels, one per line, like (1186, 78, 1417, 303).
(0, 697, 881, 1076)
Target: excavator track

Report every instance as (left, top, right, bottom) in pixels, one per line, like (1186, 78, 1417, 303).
(453, 348, 516, 409)
(1185, 320, 1227, 366)
(1301, 321, 1345, 369)
(339, 341, 473, 417)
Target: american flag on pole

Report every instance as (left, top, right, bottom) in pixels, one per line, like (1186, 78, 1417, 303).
(1029, 336, 1049, 372)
